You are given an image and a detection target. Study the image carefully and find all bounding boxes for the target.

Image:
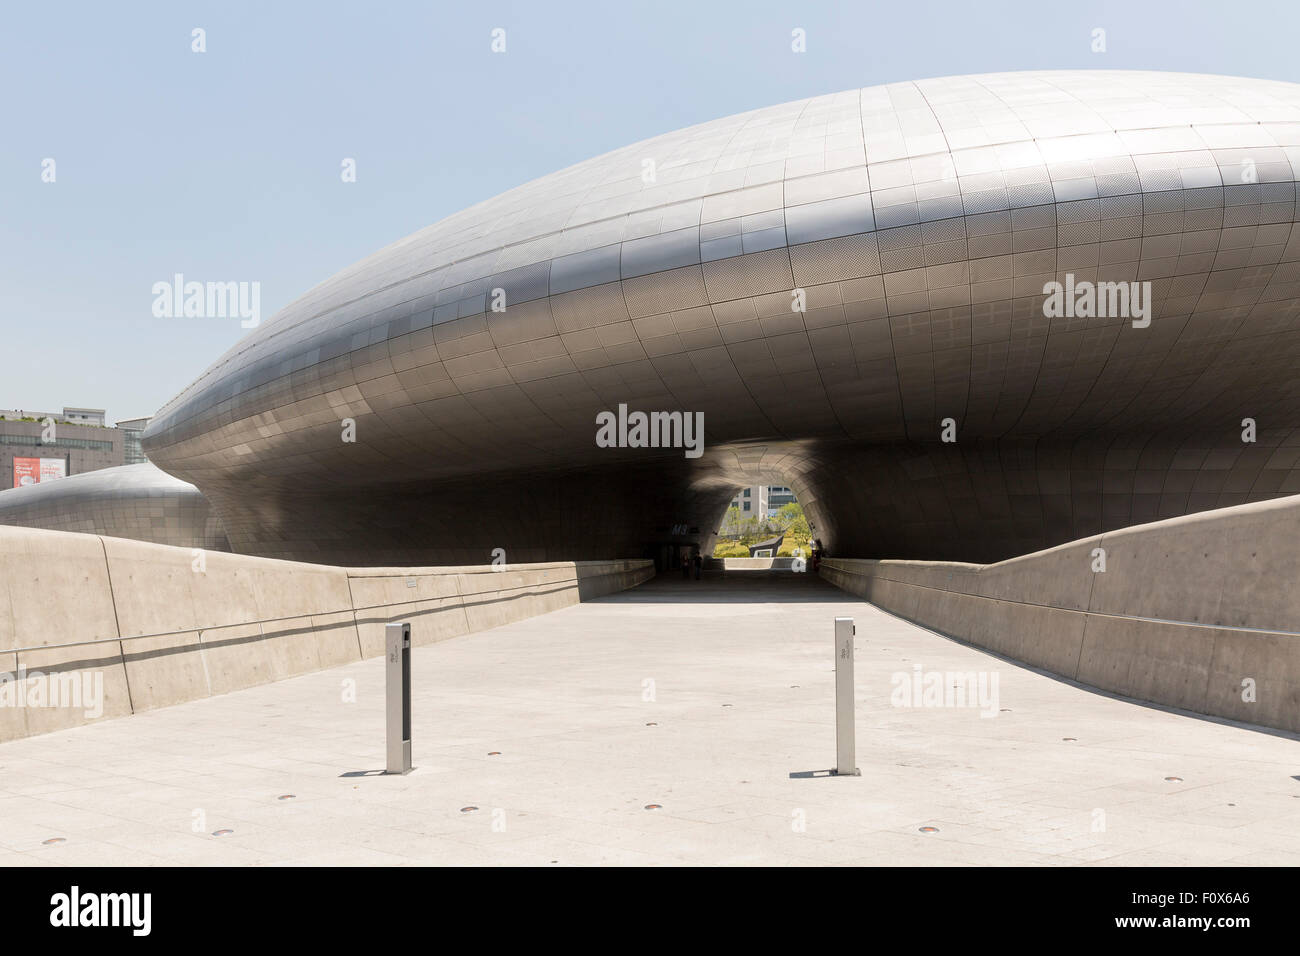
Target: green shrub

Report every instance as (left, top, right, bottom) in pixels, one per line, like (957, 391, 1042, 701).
(711, 539, 749, 558)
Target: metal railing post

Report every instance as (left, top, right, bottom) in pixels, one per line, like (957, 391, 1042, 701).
(833, 616, 859, 776)
(385, 621, 413, 774)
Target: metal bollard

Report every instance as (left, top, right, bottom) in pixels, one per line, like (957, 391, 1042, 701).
(832, 616, 860, 776)
(385, 621, 413, 774)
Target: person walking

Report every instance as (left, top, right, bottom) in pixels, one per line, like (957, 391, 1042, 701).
(692, 552, 702, 580)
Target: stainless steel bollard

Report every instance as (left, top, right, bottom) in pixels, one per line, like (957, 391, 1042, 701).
(385, 622, 413, 774)
(832, 616, 860, 776)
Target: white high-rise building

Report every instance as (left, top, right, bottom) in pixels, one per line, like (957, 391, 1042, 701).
(729, 485, 768, 516)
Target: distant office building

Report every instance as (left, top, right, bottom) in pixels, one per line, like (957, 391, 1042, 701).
(61, 407, 107, 428)
(0, 407, 124, 488)
(729, 485, 769, 516)
(115, 416, 152, 465)
(728, 485, 798, 517)
(766, 486, 796, 512)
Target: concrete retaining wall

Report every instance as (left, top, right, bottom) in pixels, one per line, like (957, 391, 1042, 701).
(0, 525, 653, 742)
(820, 495, 1300, 734)
(721, 557, 802, 571)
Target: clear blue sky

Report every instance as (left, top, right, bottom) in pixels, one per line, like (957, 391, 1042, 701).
(2, 0, 1296, 421)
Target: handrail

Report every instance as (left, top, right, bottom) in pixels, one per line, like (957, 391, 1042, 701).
(0, 572, 617, 656)
(819, 560, 1300, 638)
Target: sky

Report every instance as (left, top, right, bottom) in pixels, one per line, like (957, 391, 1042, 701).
(2, 0, 1298, 422)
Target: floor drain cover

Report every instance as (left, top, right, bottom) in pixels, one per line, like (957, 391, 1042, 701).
(41, 837, 65, 845)
(918, 826, 939, 833)
(644, 804, 662, 810)
(212, 829, 234, 837)
(460, 806, 479, 813)
(1165, 776, 1183, 782)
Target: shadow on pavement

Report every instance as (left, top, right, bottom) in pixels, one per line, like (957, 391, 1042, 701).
(599, 569, 857, 605)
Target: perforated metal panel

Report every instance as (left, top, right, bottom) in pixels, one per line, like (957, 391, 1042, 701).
(132, 71, 1300, 565)
(0, 463, 230, 551)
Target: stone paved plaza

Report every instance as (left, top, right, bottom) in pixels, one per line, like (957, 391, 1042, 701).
(3, 572, 1298, 866)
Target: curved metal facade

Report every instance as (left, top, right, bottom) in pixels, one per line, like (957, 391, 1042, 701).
(0, 463, 230, 552)
(142, 71, 1300, 565)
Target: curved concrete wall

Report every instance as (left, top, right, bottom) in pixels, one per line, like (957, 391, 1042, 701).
(820, 494, 1300, 733)
(0, 525, 651, 742)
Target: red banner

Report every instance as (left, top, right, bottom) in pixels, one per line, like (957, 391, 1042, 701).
(12, 457, 65, 488)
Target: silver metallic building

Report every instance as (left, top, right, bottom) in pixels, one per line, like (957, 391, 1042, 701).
(122, 70, 1300, 565)
(0, 463, 230, 552)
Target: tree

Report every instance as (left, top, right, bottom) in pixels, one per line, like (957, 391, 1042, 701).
(719, 504, 742, 536)
(713, 494, 814, 558)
